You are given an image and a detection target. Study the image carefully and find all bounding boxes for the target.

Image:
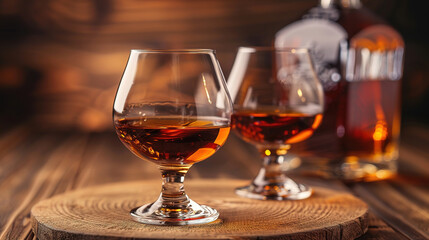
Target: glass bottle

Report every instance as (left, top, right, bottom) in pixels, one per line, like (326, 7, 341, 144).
(275, 0, 404, 181)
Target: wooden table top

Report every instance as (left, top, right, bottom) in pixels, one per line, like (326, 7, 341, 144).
(0, 123, 428, 240)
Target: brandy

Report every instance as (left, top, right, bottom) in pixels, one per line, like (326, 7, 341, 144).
(115, 117, 230, 167)
(231, 111, 323, 146)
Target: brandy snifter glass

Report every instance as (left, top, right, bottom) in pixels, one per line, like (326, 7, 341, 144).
(228, 47, 324, 200)
(113, 49, 232, 225)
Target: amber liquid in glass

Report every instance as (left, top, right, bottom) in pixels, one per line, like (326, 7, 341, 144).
(232, 112, 323, 146)
(115, 117, 230, 166)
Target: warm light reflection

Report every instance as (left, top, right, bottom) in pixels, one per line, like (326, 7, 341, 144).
(187, 148, 216, 162)
(311, 114, 323, 129)
(363, 164, 377, 174)
(375, 169, 394, 179)
(345, 156, 359, 164)
(373, 120, 387, 141)
(276, 149, 288, 155)
(202, 74, 212, 104)
(214, 127, 231, 145)
(286, 129, 313, 144)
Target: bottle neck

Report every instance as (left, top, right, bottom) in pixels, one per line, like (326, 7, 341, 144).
(320, 0, 361, 9)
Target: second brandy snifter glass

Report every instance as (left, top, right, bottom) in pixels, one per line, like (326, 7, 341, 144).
(113, 49, 232, 225)
(228, 47, 324, 200)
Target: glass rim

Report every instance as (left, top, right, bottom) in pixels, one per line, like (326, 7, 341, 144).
(131, 49, 215, 53)
(238, 46, 310, 53)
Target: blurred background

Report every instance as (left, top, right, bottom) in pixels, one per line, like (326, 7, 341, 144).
(0, 0, 427, 132)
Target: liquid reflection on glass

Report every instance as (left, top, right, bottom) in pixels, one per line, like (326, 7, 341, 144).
(113, 49, 232, 225)
(228, 47, 324, 200)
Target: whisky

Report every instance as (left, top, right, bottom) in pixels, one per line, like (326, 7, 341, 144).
(232, 111, 322, 146)
(339, 80, 401, 158)
(114, 117, 230, 166)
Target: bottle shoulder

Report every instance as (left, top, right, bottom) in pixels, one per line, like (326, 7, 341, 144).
(350, 25, 404, 50)
(276, 5, 402, 42)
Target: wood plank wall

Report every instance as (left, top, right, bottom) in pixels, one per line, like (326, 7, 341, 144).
(0, 0, 425, 131)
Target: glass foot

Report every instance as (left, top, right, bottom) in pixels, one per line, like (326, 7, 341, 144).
(235, 181, 312, 200)
(130, 199, 219, 225)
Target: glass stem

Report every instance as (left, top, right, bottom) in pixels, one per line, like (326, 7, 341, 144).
(254, 155, 287, 185)
(253, 148, 291, 185)
(156, 167, 191, 214)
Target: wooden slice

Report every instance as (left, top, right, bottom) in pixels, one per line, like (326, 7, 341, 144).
(31, 179, 368, 240)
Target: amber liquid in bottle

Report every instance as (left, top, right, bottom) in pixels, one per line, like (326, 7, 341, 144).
(340, 80, 401, 158)
(115, 117, 230, 166)
(232, 112, 323, 146)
